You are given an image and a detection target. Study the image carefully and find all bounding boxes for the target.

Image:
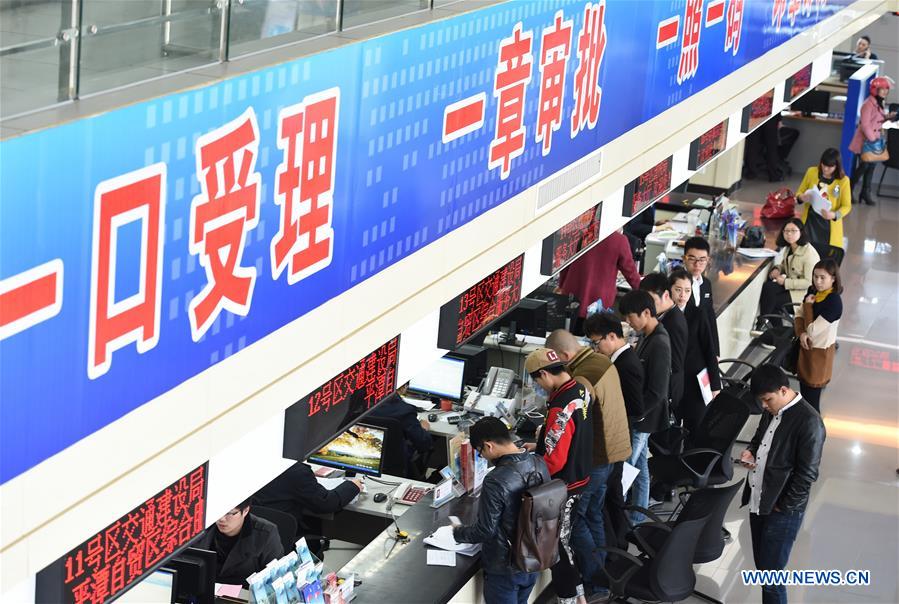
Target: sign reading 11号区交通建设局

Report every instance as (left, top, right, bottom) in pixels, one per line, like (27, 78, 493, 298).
(0, 0, 851, 484)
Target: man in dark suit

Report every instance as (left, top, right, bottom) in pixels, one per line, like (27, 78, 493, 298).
(640, 272, 687, 414)
(253, 462, 362, 558)
(683, 237, 720, 355)
(669, 269, 721, 434)
(196, 499, 283, 586)
(739, 365, 825, 604)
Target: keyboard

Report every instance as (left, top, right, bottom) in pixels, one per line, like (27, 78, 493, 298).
(396, 482, 433, 505)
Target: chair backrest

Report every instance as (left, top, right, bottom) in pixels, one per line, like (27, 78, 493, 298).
(886, 128, 899, 169)
(674, 479, 744, 563)
(647, 516, 708, 601)
(690, 391, 751, 481)
(359, 415, 408, 477)
(250, 506, 295, 557)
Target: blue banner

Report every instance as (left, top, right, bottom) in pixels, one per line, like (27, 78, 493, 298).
(0, 0, 849, 484)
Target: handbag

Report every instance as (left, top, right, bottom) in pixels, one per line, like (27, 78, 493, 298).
(860, 136, 889, 162)
(761, 188, 795, 219)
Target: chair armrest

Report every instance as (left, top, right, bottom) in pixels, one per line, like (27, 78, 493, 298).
(678, 448, 722, 483)
(596, 545, 645, 595)
(629, 522, 672, 557)
(623, 504, 667, 525)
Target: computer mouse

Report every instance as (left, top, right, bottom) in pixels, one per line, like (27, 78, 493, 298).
(428, 413, 439, 422)
(373, 492, 388, 503)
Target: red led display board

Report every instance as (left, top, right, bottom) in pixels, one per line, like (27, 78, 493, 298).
(622, 157, 673, 218)
(540, 203, 602, 276)
(784, 63, 812, 102)
(437, 255, 525, 349)
(688, 119, 729, 170)
(36, 464, 208, 604)
(741, 89, 774, 133)
(283, 336, 400, 461)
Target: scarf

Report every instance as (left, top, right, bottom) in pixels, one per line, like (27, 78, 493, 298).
(814, 288, 832, 303)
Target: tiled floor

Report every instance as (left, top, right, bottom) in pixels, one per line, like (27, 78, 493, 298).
(682, 175, 899, 604)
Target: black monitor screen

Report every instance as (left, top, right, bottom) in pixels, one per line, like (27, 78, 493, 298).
(791, 90, 830, 115)
(307, 423, 385, 476)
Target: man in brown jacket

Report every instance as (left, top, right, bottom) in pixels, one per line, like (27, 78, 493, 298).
(546, 329, 631, 599)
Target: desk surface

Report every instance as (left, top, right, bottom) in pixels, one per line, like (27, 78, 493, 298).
(653, 193, 776, 317)
(312, 470, 432, 519)
(339, 493, 482, 604)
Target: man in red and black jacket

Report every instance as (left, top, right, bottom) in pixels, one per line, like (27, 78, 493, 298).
(525, 348, 594, 604)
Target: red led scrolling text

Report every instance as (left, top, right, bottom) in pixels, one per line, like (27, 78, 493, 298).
(63, 466, 206, 604)
(632, 160, 672, 214)
(551, 209, 600, 272)
(455, 256, 524, 346)
(307, 337, 399, 418)
(849, 346, 899, 374)
(697, 122, 726, 165)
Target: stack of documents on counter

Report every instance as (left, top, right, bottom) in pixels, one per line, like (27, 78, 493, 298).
(424, 525, 481, 556)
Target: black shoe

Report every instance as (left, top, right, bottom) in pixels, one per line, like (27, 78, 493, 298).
(864, 197, 876, 206)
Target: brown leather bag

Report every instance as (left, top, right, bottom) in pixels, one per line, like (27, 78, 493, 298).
(512, 476, 568, 572)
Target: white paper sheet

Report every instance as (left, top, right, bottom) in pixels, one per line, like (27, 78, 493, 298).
(737, 247, 778, 258)
(403, 395, 436, 411)
(427, 550, 457, 567)
(316, 477, 347, 490)
(697, 368, 714, 405)
(621, 461, 640, 495)
(423, 525, 480, 555)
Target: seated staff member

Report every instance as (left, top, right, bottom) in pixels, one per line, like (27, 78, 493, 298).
(758, 219, 820, 327)
(618, 291, 671, 523)
(796, 148, 851, 255)
(682, 237, 720, 355)
(525, 348, 594, 604)
(545, 329, 631, 599)
(640, 272, 687, 414)
(368, 389, 433, 477)
(196, 499, 283, 586)
(795, 259, 843, 413)
(253, 462, 362, 558)
(669, 269, 721, 434)
(452, 417, 551, 604)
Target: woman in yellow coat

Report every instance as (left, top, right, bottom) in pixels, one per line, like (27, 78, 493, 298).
(796, 148, 851, 256)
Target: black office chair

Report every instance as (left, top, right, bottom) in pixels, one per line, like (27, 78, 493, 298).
(599, 516, 709, 603)
(250, 505, 296, 558)
(626, 480, 744, 604)
(811, 241, 844, 267)
(648, 390, 751, 493)
(876, 128, 899, 199)
(360, 416, 409, 478)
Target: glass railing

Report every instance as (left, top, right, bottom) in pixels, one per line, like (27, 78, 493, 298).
(0, 0, 458, 121)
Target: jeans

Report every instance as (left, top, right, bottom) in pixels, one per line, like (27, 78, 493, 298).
(628, 431, 650, 523)
(570, 464, 614, 595)
(750, 509, 805, 604)
(483, 570, 539, 604)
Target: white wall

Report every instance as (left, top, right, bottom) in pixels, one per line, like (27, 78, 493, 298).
(0, 1, 892, 599)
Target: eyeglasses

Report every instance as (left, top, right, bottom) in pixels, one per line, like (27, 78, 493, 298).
(223, 509, 243, 518)
(783, 228, 800, 234)
(588, 338, 603, 351)
(685, 255, 709, 264)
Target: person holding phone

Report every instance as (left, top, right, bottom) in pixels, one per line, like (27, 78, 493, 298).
(739, 365, 825, 604)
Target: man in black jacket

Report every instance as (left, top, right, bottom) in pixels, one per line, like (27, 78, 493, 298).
(640, 272, 687, 413)
(739, 365, 825, 604)
(619, 291, 671, 523)
(670, 269, 721, 434)
(253, 462, 362, 557)
(683, 237, 720, 355)
(453, 417, 550, 604)
(196, 499, 283, 586)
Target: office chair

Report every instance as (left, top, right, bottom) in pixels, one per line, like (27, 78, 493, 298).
(599, 516, 709, 603)
(625, 480, 744, 604)
(250, 505, 297, 558)
(876, 128, 899, 199)
(648, 390, 751, 494)
(360, 416, 410, 478)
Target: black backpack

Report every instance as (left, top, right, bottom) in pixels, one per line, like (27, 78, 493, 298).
(511, 465, 567, 572)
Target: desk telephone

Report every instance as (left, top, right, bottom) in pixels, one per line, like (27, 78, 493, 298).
(482, 366, 516, 398)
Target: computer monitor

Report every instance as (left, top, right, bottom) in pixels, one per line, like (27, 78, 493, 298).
(116, 568, 177, 603)
(791, 90, 830, 115)
(407, 355, 466, 401)
(500, 298, 548, 337)
(307, 422, 385, 477)
(168, 547, 216, 604)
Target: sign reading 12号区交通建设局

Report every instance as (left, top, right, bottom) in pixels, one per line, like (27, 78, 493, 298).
(0, 0, 850, 484)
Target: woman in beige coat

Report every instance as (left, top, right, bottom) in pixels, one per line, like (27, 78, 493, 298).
(757, 218, 820, 326)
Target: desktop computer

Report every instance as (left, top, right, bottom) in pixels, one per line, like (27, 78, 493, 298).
(116, 567, 178, 603)
(407, 355, 466, 402)
(497, 298, 548, 338)
(307, 423, 385, 477)
(166, 547, 216, 604)
(791, 89, 830, 116)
